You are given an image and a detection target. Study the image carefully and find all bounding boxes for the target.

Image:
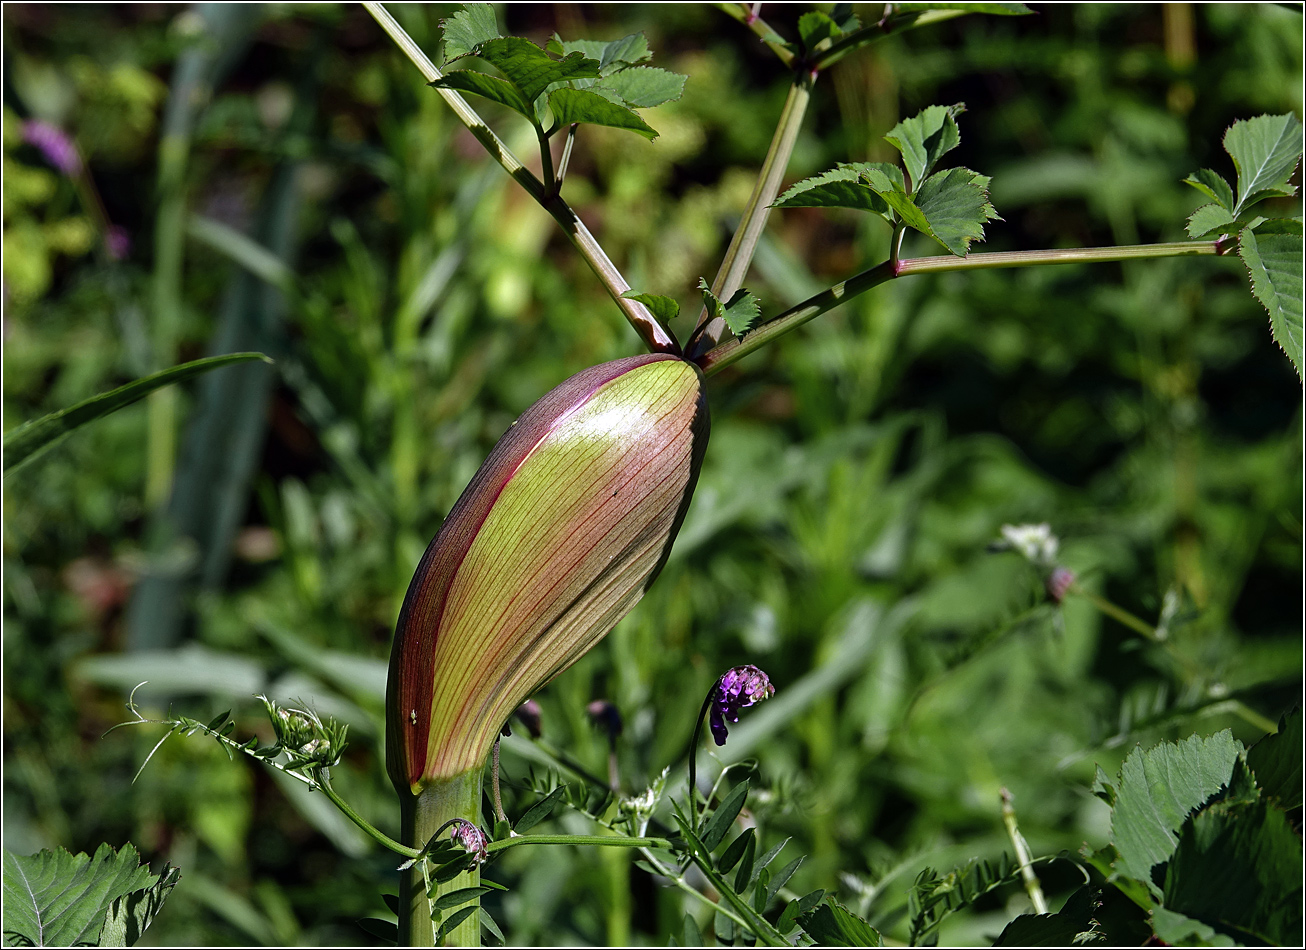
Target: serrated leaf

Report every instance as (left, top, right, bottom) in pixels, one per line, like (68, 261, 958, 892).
(2, 844, 159, 947)
(547, 87, 656, 139)
(475, 38, 600, 105)
(598, 33, 652, 70)
(774, 165, 892, 216)
(1184, 168, 1235, 211)
(3, 352, 270, 475)
(595, 67, 686, 109)
(515, 785, 567, 833)
(430, 70, 533, 120)
(913, 167, 1001, 255)
(1110, 730, 1241, 886)
(1225, 113, 1304, 216)
(1239, 220, 1304, 380)
(1164, 799, 1303, 944)
(620, 290, 680, 326)
(994, 886, 1103, 946)
(1247, 708, 1303, 809)
(97, 865, 180, 948)
(797, 900, 883, 946)
(1186, 202, 1236, 238)
(698, 279, 761, 338)
(884, 103, 965, 189)
(701, 780, 750, 852)
(441, 4, 501, 63)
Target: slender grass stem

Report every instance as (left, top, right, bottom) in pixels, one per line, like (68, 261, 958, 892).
(688, 77, 813, 357)
(363, 2, 677, 355)
(1001, 787, 1048, 915)
(696, 240, 1226, 375)
(1070, 587, 1160, 642)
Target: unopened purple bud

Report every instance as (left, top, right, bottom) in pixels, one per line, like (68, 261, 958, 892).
(23, 120, 81, 177)
(1045, 567, 1076, 604)
(586, 700, 623, 744)
(515, 700, 542, 739)
(105, 225, 130, 260)
(709, 665, 774, 746)
(448, 818, 488, 864)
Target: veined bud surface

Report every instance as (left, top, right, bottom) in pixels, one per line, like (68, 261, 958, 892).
(387, 353, 709, 794)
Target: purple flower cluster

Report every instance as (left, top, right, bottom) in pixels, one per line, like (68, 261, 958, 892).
(23, 120, 81, 177)
(709, 665, 774, 746)
(448, 818, 488, 864)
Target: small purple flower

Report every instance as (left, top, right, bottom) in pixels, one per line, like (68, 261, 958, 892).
(105, 225, 131, 261)
(448, 818, 488, 864)
(1045, 566, 1076, 605)
(23, 120, 81, 177)
(709, 665, 774, 746)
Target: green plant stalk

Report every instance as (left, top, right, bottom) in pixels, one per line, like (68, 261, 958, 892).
(688, 77, 813, 358)
(400, 772, 483, 948)
(1000, 788, 1048, 915)
(715, 3, 796, 68)
(686, 691, 714, 834)
(363, 2, 676, 355)
(637, 846, 755, 931)
(696, 240, 1227, 375)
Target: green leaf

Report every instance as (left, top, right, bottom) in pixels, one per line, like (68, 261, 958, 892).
(1246, 708, 1303, 809)
(797, 900, 883, 946)
(717, 827, 755, 874)
(701, 779, 750, 852)
(438, 906, 478, 940)
(1239, 220, 1304, 380)
(515, 785, 567, 833)
(546, 88, 656, 139)
(682, 912, 703, 947)
(1109, 730, 1242, 886)
(994, 886, 1103, 946)
(698, 279, 761, 337)
(479, 907, 505, 945)
(765, 855, 804, 909)
(798, 12, 853, 51)
(732, 832, 756, 895)
(475, 38, 599, 105)
(2, 844, 159, 947)
(773, 164, 894, 217)
(595, 67, 686, 109)
(620, 290, 680, 326)
(440, 3, 501, 63)
(356, 917, 400, 943)
(97, 864, 180, 948)
(1148, 907, 1233, 947)
(1186, 202, 1236, 239)
(884, 103, 965, 189)
(3, 352, 270, 475)
(755, 837, 791, 874)
(1164, 799, 1304, 945)
(430, 70, 533, 120)
(1183, 168, 1235, 211)
(1225, 113, 1304, 216)
(431, 886, 492, 912)
(913, 167, 1001, 255)
(549, 33, 652, 72)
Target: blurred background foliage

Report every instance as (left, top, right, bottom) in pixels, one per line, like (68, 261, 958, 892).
(2, 3, 1301, 946)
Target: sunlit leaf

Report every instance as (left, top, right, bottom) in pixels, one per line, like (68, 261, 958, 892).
(596, 67, 686, 109)
(620, 290, 680, 326)
(699, 279, 761, 338)
(430, 69, 533, 119)
(1239, 219, 1304, 380)
(547, 88, 656, 139)
(1183, 168, 1235, 211)
(1225, 113, 1303, 216)
(440, 3, 501, 63)
(1186, 202, 1236, 238)
(475, 38, 599, 105)
(913, 167, 1001, 255)
(884, 103, 965, 189)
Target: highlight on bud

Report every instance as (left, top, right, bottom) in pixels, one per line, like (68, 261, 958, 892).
(388, 353, 709, 794)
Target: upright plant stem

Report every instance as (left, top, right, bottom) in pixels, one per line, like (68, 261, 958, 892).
(696, 240, 1226, 375)
(363, 2, 677, 355)
(688, 76, 814, 358)
(1000, 787, 1048, 915)
(399, 771, 484, 948)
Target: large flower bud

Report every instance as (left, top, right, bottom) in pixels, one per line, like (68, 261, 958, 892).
(387, 354, 709, 794)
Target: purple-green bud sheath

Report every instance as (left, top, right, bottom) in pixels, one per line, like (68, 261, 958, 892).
(388, 354, 709, 794)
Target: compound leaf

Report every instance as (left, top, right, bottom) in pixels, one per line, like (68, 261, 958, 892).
(1109, 730, 1241, 887)
(1225, 113, 1304, 216)
(884, 103, 965, 189)
(1239, 219, 1304, 380)
(2, 844, 159, 948)
(440, 3, 501, 63)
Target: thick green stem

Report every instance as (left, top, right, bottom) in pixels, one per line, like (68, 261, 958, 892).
(688, 77, 813, 358)
(695, 240, 1226, 375)
(363, 1, 677, 355)
(399, 772, 483, 948)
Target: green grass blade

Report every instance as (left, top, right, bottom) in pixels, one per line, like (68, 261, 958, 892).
(3, 353, 271, 475)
